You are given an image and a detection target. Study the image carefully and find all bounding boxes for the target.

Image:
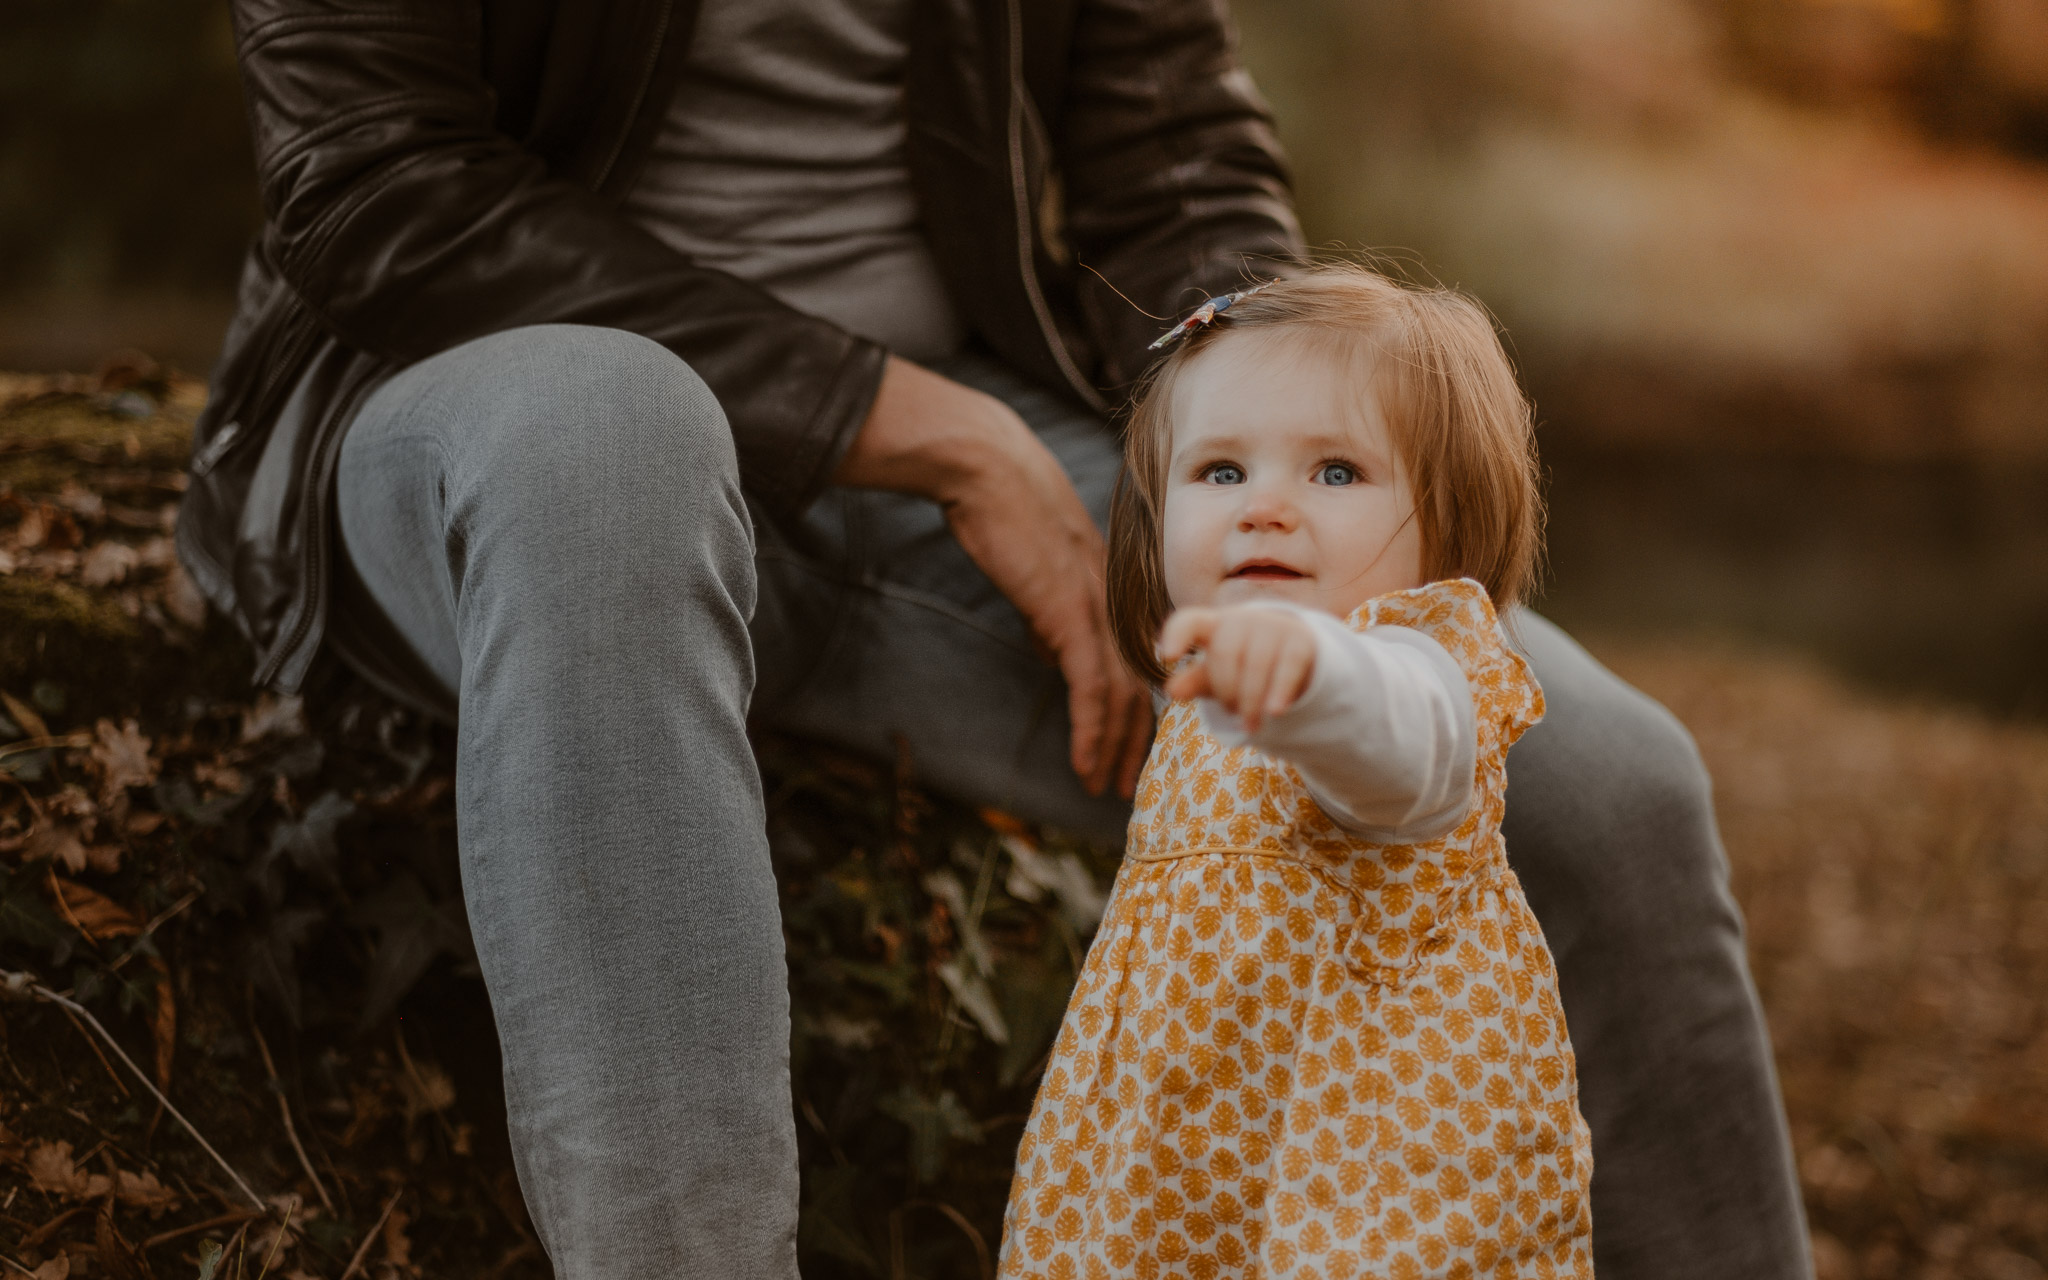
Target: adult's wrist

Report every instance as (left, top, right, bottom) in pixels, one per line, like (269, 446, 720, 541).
(833, 355, 1018, 503)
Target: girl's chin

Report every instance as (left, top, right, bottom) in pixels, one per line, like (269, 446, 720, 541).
(1213, 578, 1319, 607)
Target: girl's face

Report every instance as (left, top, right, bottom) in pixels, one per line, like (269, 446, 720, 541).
(1160, 327, 1424, 618)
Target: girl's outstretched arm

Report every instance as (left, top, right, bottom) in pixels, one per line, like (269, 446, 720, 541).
(1162, 602, 1475, 840)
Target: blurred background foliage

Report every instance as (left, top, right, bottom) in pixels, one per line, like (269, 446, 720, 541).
(3, 0, 2044, 715)
(1224, 0, 2048, 719)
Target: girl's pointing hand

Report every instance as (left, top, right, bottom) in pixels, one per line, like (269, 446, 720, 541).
(1157, 604, 1318, 733)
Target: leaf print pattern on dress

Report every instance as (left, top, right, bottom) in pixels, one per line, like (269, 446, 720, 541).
(999, 578, 1593, 1280)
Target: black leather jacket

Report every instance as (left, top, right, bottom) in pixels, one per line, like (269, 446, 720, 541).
(177, 0, 1303, 694)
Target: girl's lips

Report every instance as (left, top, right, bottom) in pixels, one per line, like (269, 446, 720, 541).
(1229, 562, 1306, 579)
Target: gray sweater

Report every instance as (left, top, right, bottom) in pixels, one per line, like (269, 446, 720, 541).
(622, 0, 969, 364)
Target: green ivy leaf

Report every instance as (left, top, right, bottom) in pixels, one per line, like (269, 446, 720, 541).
(879, 1086, 982, 1185)
(797, 1164, 883, 1276)
(348, 871, 474, 1030)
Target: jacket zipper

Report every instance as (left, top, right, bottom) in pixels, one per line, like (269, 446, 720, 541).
(191, 296, 320, 479)
(1003, 0, 1104, 414)
(592, 0, 674, 193)
(252, 363, 381, 690)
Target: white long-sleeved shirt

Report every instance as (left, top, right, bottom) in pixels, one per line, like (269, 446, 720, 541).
(1197, 605, 1477, 843)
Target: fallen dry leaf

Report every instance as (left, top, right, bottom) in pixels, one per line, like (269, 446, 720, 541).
(248, 1194, 316, 1261)
(49, 876, 140, 939)
(57, 484, 103, 521)
(113, 1168, 180, 1215)
(193, 759, 247, 797)
(16, 505, 48, 550)
(383, 1205, 414, 1267)
(46, 785, 95, 822)
(96, 1205, 152, 1280)
(150, 954, 175, 1092)
(399, 1059, 457, 1119)
(2, 689, 50, 742)
(340, 1081, 392, 1149)
(26, 822, 91, 875)
(27, 1255, 69, 1280)
(161, 560, 208, 627)
(240, 692, 308, 744)
(89, 718, 156, 805)
(79, 542, 139, 588)
(26, 1141, 111, 1200)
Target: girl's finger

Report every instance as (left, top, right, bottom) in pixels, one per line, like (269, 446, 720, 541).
(1162, 655, 1213, 704)
(1156, 608, 1217, 666)
(1236, 623, 1284, 733)
(1264, 634, 1317, 721)
(1204, 616, 1250, 712)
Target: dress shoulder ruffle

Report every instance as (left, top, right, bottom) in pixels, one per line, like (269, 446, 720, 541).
(1346, 577, 1544, 753)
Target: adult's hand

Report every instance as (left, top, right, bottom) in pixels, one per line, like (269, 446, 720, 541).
(834, 356, 1152, 798)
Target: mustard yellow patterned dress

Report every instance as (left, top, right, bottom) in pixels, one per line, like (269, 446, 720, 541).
(999, 579, 1593, 1280)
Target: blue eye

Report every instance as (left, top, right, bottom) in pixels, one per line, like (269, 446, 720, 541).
(1204, 463, 1246, 485)
(1318, 462, 1358, 486)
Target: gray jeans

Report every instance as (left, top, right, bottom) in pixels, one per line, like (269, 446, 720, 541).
(334, 324, 1811, 1280)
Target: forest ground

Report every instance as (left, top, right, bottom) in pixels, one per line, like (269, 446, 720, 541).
(1, 371, 2043, 1280)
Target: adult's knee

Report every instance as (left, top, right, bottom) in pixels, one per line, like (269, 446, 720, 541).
(430, 326, 754, 619)
(448, 325, 737, 516)
(1502, 616, 1735, 958)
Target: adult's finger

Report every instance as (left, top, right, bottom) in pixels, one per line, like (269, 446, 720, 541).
(1084, 633, 1144, 797)
(1058, 622, 1113, 791)
(1114, 689, 1153, 798)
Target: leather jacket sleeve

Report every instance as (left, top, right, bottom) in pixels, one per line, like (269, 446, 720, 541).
(232, 0, 887, 519)
(1059, 0, 1305, 394)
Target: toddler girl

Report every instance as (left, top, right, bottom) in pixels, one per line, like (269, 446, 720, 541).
(998, 266, 1593, 1280)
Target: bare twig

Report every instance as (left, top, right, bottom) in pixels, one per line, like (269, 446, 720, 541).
(479, 1240, 540, 1280)
(250, 1020, 335, 1213)
(221, 1220, 252, 1280)
(19, 1204, 89, 1252)
(57, 1002, 131, 1097)
(393, 1027, 461, 1148)
(2, 969, 265, 1209)
(0, 733, 92, 759)
(45, 864, 96, 943)
(142, 1208, 263, 1250)
(900, 1199, 993, 1280)
(106, 888, 202, 975)
(338, 1189, 403, 1280)
(253, 1195, 297, 1280)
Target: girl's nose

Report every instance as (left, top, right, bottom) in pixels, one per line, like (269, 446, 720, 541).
(1236, 486, 1298, 532)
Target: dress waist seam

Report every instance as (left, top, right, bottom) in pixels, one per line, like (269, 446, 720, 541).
(1124, 843, 1515, 916)
(1127, 843, 1316, 866)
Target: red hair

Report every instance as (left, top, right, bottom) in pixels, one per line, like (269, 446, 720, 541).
(1107, 264, 1544, 683)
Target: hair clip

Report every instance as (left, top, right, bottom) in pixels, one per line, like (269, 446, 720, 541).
(1147, 283, 1272, 351)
